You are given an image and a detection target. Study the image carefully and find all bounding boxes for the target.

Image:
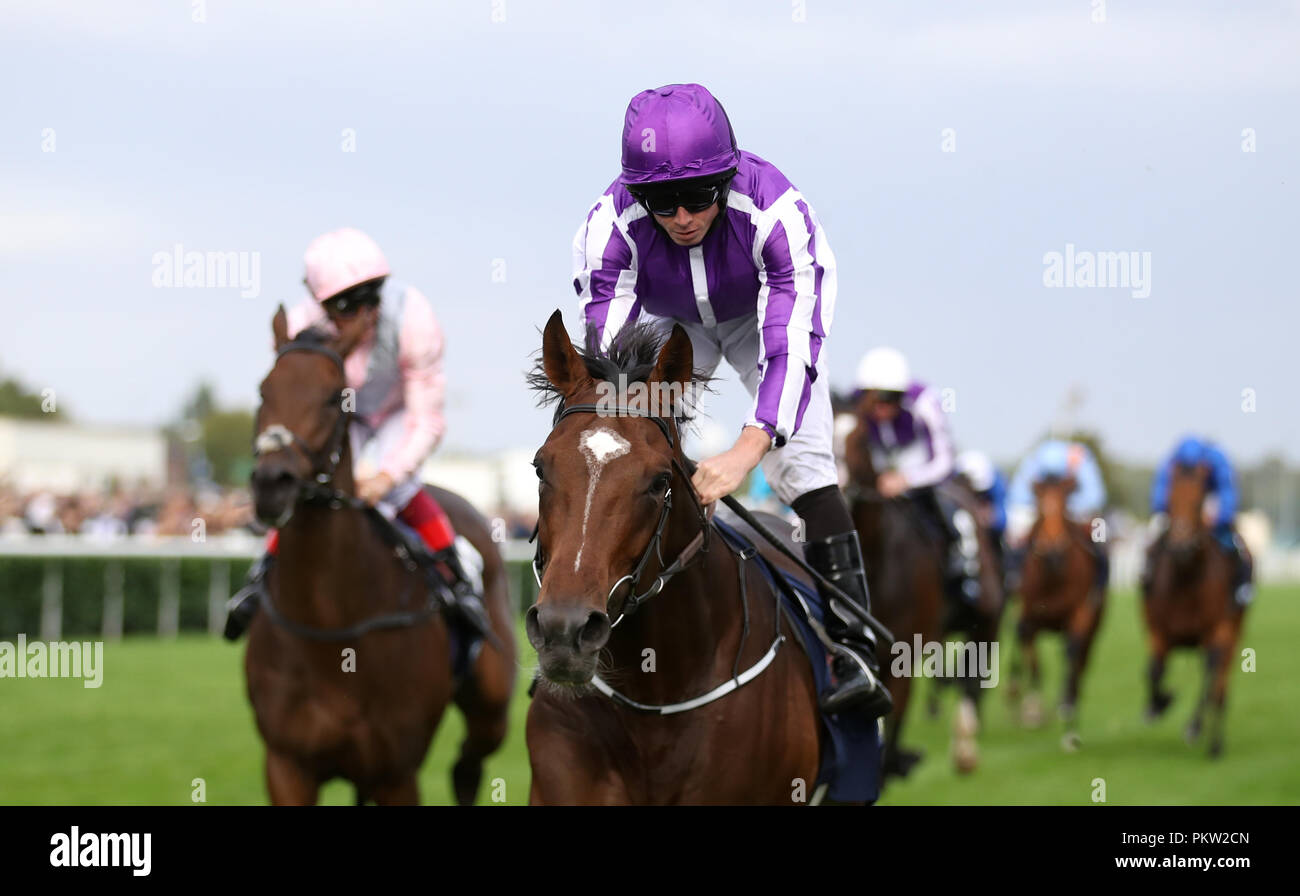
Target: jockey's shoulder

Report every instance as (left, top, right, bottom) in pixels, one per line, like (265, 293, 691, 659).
(905, 381, 939, 406)
(727, 152, 800, 212)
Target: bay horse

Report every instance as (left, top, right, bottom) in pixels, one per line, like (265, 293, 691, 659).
(244, 306, 516, 805)
(1142, 462, 1246, 757)
(524, 312, 833, 805)
(1009, 474, 1104, 750)
(841, 392, 1003, 778)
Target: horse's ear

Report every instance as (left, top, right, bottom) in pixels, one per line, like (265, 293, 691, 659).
(272, 304, 289, 350)
(650, 324, 694, 392)
(542, 310, 589, 395)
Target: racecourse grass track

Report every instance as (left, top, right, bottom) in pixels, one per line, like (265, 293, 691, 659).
(4, 585, 1298, 805)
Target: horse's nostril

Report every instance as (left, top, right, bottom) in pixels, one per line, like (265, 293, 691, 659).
(578, 611, 611, 652)
(253, 466, 296, 490)
(525, 605, 544, 650)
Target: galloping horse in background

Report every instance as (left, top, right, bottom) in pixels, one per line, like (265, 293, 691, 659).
(244, 307, 516, 805)
(525, 312, 847, 805)
(1142, 462, 1247, 757)
(1010, 474, 1104, 750)
(840, 391, 1004, 778)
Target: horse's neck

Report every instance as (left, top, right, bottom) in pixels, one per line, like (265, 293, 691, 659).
(276, 505, 371, 603)
(852, 498, 887, 569)
(1036, 508, 1068, 541)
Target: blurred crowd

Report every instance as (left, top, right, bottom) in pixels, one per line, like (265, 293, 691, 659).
(0, 483, 255, 538)
(0, 482, 538, 541)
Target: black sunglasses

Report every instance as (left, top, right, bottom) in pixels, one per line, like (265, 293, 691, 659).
(322, 285, 381, 317)
(631, 182, 725, 217)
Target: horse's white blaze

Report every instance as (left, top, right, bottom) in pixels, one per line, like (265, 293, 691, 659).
(573, 427, 631, 572)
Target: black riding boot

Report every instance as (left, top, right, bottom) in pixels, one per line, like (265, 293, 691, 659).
(804, 531, 893, 719)
(1229, 535, 1254, 609)
(223, 551, 273, 641)
(430, 544, 493, 637)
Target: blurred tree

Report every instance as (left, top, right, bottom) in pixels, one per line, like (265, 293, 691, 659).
(202, 409, 256, 487)
(172, 382, 254, 488)
(0, 374, 67, 420)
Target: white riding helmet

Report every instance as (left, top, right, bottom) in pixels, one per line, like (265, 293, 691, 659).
(957, 450, 996, 493)
(855, 347, 910, 393)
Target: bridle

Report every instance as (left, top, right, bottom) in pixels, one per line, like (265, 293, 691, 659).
(252, 340, 352, 501)
(530, 402, 711, 628)
(247, 337, 450, 641)
(531, 400, 794, 716)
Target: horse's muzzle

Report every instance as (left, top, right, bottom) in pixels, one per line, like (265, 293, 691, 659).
(526, 603, 611, 684)
(251, 461, 300, 527)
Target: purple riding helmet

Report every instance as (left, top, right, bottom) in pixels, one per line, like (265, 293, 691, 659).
(620, 83, 740, 187)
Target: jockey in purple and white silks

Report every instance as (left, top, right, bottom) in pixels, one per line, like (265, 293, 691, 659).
(853, 347, 983, 606)
(572, 83, 889, 719)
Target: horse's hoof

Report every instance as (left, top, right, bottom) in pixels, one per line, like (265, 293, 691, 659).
(452, 758, 483, 806)
(884, 748, 924, 779)
(1058, 702, 1077, 724)
(1144, 692, 1173, 722)
(1061, 731, 1082, 753)
(1021, 694, 1044, 728)
(1184, 721, 1202, 744)
(953, 739, 979, 774)
(1209, 740, 1224, 760)
(954, 698, 979, 739)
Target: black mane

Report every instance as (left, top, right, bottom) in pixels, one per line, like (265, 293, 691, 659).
(292, 325, 334, 347)
(526, 320, 712, 423)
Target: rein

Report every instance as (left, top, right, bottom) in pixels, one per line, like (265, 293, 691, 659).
(531, 399, 894, 714)
(534, 401, 787, 715)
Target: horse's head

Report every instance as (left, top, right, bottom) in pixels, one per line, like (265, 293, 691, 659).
(249, 306, 368, 527)
(1030, 474, 1076, 563)
(525, 311, 704, 687)
(842, 389, 886, 491)
(1167, 462, 1209, 563)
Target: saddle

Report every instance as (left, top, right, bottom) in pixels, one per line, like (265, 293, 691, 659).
(712, 517, 883, 805)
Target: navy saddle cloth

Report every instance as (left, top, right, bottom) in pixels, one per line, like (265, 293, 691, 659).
(713, 517, 883, 805)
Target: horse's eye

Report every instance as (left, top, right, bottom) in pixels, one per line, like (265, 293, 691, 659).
(533, 461, 544, 481)
(649, 474, 670, 496)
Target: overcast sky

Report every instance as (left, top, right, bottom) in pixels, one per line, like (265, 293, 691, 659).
(2, 0, 1296, 467)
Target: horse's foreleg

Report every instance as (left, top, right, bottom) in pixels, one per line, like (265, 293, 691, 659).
(1185, 646, 1215, 745)
(1205, 620, 1238, 758)
(1017, 616, 1043, 727)
(451, 699, 510, 806)
(1062, 599, 1102, 721)
(883, 673, 922, 779)
(1060, 599, 1101, 751)
(265, 750, 320, 806)
(1145, 633, 1173, 721)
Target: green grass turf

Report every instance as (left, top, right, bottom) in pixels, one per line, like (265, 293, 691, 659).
(2, 586, 1297, 805)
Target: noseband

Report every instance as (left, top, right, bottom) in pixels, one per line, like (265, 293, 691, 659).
(252, 340, 352, 491)
(531, 403, 711, 627)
